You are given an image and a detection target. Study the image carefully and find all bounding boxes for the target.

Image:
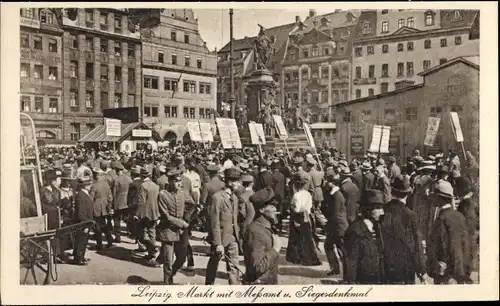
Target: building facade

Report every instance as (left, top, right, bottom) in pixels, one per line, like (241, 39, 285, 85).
(59, 8, 142, 140)
(351, 9, 479, 99)
(20, 8, 64, 140)
(138, 9, 217, 144)
(335, 57, 479, 162)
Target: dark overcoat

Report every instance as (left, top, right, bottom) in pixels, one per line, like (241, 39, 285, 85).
(340, 178, 360, 225)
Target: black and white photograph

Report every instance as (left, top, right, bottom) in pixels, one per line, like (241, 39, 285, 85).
(1, 2, 498, 304)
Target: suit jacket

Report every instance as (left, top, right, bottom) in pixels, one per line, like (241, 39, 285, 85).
(426, 206, 470, 282)
(91, 177, 113, 217)
(381, 199, 425, 284)
(137, 179, 160, 221)
(157, 188, 186, 242)
(271, 169, 286, 203)
(195, 164, 210, 185)
(340, 178, 361, 224)
(308, 168, 324, 202)
(351, 168, 363, 189)
(254, 170, 273, 192)
(114, 172, 132, 210)
(74, 190, 94, 223)
(388, 164, 401, 183)
(236, 188, 255, 237)
(200, 176, 225, 206)
(127, 178, 142, 208)
(157, 174, 169, 191)
(243, 216, 279, 284)
(373, 176, 392, 203)
(322, 186, 348, 239)
(208, 189, 240, 247)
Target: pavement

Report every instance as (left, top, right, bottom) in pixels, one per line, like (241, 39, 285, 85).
(20, 222, 478, 285)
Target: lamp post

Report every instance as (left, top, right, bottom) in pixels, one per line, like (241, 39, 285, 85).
(229, 8, 236, 119)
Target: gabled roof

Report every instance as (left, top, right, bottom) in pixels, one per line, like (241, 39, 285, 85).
(293, 10, 361, 36)
(418, 57, 479, 77)
(296, 27, 333, 45)
(391, 26, 422, 36)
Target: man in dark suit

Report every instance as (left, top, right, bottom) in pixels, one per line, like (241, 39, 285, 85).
(254, 160, 273, 192)
(112, 162, 132, 243)
(381, 175, 426, 284)
(270, 160, 286, 233)
(91, 167, 114, 250)
(136, 168, 161, 265)
(205, 168, 242, 285)
(243, 187, 281, 285)
(338, 167, 361, 225)
(157, 170, 190, 284)
(41, 169, 62, 230)
(350, 161, 363, 189)
(71, 177, 94, 265)
(200, 164, 225, 233)
(127, 166, 146, 252)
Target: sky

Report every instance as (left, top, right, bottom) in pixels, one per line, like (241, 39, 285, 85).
(193, 9, 333, 52)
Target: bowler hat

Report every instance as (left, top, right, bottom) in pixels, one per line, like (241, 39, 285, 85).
(241, 174, 254, 183)
(306, 155, 317, 165)
(391, 175, 412, 194)
(433, 180, 454, 199)
(206, 164, 220, 173)
(258, 159, 268, 167)
(44, 169, 58, 182)
(338, 166, 352, 176)
(360, 162, 373, 171)
(362, 189, 386, 208)
(338, 160, 348, 168)
(78, 176, 93, 187)
(130, 165, 142, 175)
(249, 187, 275, 210)
(224, 168, 241, 180)
(325, 169, 338, 182)
(437, 165, 450, 174)
(61, 168, 73, 180)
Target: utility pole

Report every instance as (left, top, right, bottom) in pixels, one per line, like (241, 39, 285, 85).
(229, 8, 235, 119)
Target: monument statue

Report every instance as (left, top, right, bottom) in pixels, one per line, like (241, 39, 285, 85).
(253, 24, 275, 71)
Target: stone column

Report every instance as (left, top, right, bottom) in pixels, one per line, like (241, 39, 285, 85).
(94, 9, 100, 30)
(108, 39, 115, 107)
(78, 34, 86, 113)
(121, 41, 128, 107)
(77, 8, 85, 27)
(121, 15, 129, 35)
(108, 11, 115, 33)
(93, 37, 101, 113)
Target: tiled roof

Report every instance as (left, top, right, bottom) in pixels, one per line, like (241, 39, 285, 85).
(293, 10, 362, 35)
(418, 57, 479, 77)
(218, 36, 256, 53)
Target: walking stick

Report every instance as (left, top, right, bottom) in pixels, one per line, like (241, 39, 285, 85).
(202, 238, 246, 283)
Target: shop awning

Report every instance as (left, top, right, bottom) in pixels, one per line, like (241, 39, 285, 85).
(78, 122, 162, 143)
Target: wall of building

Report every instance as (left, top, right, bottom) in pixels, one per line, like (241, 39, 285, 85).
(336, 60, 478, 162)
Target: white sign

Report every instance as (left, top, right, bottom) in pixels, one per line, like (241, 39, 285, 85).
(450, 112, 464, 142)
(272, 115, 288, 140)
(248, 122, 266, 145)
(120, 140, 135, 154)
(105, 118, 121, 137)
(199, 122, 214, 142)
(216, 118, 242, 149)
(187, 122, 203, 142)
(303, 123, 316, 148)
(158, 141, 170, 147)
(369, 125, 391, 153)
(424, 117, 441, 147)
(132, 129, 152, 138)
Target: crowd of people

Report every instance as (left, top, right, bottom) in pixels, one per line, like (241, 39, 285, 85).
(20, 142, 479, 285)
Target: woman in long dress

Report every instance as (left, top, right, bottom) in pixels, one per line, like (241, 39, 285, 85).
(286, 173, 321, 266)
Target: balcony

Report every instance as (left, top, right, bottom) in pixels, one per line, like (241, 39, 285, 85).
(100, 53, 109, 63)
(353, 77, 377, 85)
(84, 51, 94, 62)
(20, 78, 42, 87)
(86, 78, 95, 89)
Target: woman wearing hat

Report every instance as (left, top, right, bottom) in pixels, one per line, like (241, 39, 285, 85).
(344, 189, 386, 284)
(285, 172, 321, 266)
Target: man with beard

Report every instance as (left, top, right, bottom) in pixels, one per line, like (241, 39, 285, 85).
(243, 187, 281, 284)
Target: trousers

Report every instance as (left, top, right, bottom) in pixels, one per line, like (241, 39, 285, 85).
(139, 219, 157, 256)
(205, 241, 240, 285)
(159, 241, 185, 284)
(94, 216, 113, 249)
(73, 229, 89, 262)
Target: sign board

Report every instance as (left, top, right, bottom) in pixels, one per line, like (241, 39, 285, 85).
(350, 135, 364, 156)
(368, 125, 391, 153)
(272, 115, 288, 140)
(199, 122, 214, 142)
(450, 112, 464, 142)
(104, 118, 121, 137)
(248, 122, 266, 145)
(120, 140, 135, 154)
(158, 141, 170, 147)
(216, 118, 242, 149)
(187, 122, 203, 142)
(424, 117, 441, 147)
(303, 123, 316, 148)
(132, 129, 152, 138)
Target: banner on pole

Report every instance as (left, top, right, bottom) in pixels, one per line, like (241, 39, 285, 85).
(303, 123, 316, 148)
(187, 121, 203, 142)
(199, 122, 214, 142)
(216, 118, 242, 149)
(104, 118, 121, 137)
(450, 112, 464, 142)
(272, 115, 288, 140)
(424, 117, 441, 147)
(248, 122, 266, 145)
(368, 125, 391, 153)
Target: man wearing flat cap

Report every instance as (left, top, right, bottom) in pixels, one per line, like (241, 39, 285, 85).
(243, 187, 281, 285)
(426, 180, 470, 284)
(112, 162, 133, 243)
(381, 175, 426, 284)
(412, 161, 436, 239)
(205, 167, 242, 285)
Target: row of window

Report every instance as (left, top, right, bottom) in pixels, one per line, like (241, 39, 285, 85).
(20, 63, 59, 80)
(354, 36, 462, 57)
(69, 122, 96, 141)
(83, 9, 130, 35)
(20, 96, 59, 113)
(69, 61, 136, 83)
(156, 51, 203, 68)
(68, 90, 135, 109)
(354, 58, 447, 80)
(143, 106, 213, 119)
(342, 105, 464, 122)
(20, 9, 56, 25)
(284, 65, 349, 82)
(68, 34, 136, 58)
(144, 76, 212, 94)
(286, 43, 347, 61)
(285, 90, 349, 104)
(20, 34, 58, 52)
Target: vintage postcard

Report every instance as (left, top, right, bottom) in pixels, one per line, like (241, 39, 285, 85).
(1, 1, 498, 304)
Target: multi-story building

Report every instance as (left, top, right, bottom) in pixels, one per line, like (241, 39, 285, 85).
(351, 9, 479, 99)
(281, 9, 360, 144)
(136, 9, 217, 144)
(60, 8, 142, 140)
(20, 8, 64, 140)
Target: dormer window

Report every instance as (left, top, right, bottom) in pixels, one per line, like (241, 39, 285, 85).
(453, 10, 463, 21)
(346, 13, 354, 22)
(362, 22, 371, 34)
(321, 18, 328, 26)
(425, 10, 435, 26)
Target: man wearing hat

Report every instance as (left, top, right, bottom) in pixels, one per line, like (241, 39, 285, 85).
(350, 160, 363, 189)
(381, 175, 426, 284)
(305, 155, 324, 243)
(205, 167, 242, 285)
(200, 164, 225, 212)
(236, 174, 256, 241)
(373, 165, 392, 204)
(127, 166, 146, 252)
(338, 166, 361, 225)
(157, 165, 169, 191)
(71, 176, 94, 266)
(254, 159, 273, 192)
(412, 161, 436, 239)
(387, 156, 401, 184)
(41, 169, 62, 230)
(426, 180, 470, 284)
(243, 187, 281, 285)
(156, 169, 190, 284)
(344, 189, 386, 284)
(76, 155, 92, 180)
(136, 167, 161, 265)
(270, 159, 286, 233)
(91, 166, 114, 250)
(183, 158, 202, 206)
(112, 162, 133, 243)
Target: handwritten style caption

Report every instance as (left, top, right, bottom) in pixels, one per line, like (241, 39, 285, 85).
(131, 285, 373, 303)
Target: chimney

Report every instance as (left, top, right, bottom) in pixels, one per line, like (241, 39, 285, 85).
(295, 15, 301, 25)
(309, 9, 316, 18)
